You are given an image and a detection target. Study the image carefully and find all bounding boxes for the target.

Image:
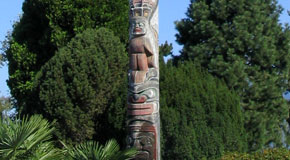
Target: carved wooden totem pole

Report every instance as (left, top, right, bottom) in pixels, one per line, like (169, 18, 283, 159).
(127, 0, 160, 160)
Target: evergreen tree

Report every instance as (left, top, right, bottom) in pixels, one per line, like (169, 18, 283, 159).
(159, 41, 173, 66)
(35, 28, 128, 144)
(160, 62, 247, 159)
(176, 0, 290, 151)
(5, 0, 129, 115)
(0, 55, 4, 66)
(0, 96, 12, 120)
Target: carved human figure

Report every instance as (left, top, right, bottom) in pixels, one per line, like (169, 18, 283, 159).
(129, 17, 155, 71)
(129, 0, 158, 84)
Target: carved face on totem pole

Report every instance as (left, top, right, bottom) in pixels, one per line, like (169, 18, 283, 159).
(130, 0, 156, 37)
(127, 121, 157, 160)
(130, 18, 148, 36)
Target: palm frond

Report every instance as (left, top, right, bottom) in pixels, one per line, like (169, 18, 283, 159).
(63, 139, 137, 160)
(0, 115, 62, 160)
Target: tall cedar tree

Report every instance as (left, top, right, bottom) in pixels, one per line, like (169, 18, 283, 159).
(160, 60, 247, 159)
(35, 28, 128, 144)
(5, 0, 129, 116)
(176, 0, 290, 151)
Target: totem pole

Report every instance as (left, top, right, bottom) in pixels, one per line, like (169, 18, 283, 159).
(127, 0, 160, 160)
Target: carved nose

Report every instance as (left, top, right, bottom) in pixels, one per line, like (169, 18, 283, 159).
(133, 94, 139, 100)
(134, 140, 142, 150)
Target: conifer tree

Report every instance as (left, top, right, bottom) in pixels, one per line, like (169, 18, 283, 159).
(5, 0, 129, 116)
(35, 28, 128, 144)
(160, 62, 247, 159)
(176, 0, 290, 151)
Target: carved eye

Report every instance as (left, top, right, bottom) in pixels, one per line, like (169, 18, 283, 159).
(140, 137, 152, 146)
(144, 10, 149, 17)
(135, 10, 142, 17)
(127, 137, 133, 146)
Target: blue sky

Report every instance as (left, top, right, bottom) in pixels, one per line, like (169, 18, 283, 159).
(0, 0, 23, 96)
(0, 0, 289, 97)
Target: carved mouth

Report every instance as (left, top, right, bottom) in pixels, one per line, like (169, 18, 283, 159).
(134, 28, 143, 33)
(127, 103, 154, 115)
(136, 151, 150, 160)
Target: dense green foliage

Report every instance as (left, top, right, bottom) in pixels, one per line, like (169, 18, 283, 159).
(45, 0, 129, 46)
(0, 96, 12, 120)
(221, 148, 290, 160)
(63, 139, 136, 160)
(0, 115, 63, 160)
(160, 61, 247, 159)
(0, 55, 4, 66)
(0, 115, 136, 160)
(176, 0, 290, 151)
(5, 0, 289, 157)
(5, 0, 129, 116)
(35, 28, 128, 144)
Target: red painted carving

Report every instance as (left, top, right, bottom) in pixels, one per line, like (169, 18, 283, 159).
(130, 54, 149, 71)
(129, 95, 147, 103)
(129, 36, 156, 71)
(128, 103, 154, 115)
